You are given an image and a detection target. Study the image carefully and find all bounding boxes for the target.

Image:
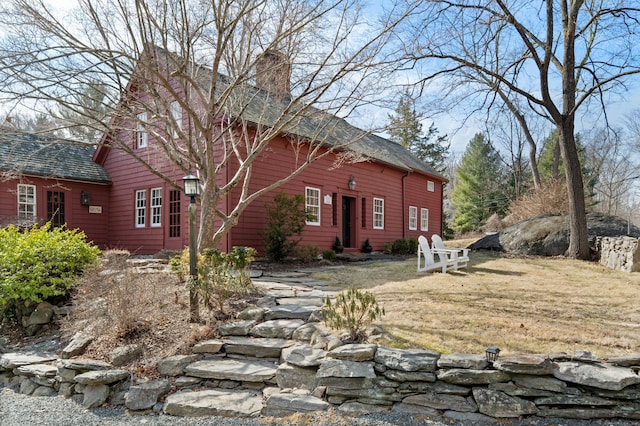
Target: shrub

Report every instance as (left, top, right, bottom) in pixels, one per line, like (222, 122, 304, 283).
(170, 246, 257, 316)
(321, 249, 337, 261)
(264, 192, 309, 261)
(504, 179, 569, 226)
(295, 245, 319, 263)
(0, 222, 100, 312)
(322, 286, 385, 343)
(383, 238, 418, 255)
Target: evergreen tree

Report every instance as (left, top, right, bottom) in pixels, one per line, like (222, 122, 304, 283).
(451, 133, 508, 233)
(387, 92, 449, 172)
(538, 130, 596, 195)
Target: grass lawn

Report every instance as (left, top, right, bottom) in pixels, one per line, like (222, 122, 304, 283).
(313, 246, 640, 358)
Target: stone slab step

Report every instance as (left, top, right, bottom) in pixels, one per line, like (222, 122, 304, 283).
(184, 358, 277, 382)
(223, 336, 295, 358)
(163, 389, 262, 417)
(264, 305, 320, 320)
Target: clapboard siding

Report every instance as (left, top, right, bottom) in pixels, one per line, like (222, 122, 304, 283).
(0, 177, 110, 248)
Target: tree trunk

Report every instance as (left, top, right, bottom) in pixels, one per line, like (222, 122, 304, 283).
(558, 125, 590, 259)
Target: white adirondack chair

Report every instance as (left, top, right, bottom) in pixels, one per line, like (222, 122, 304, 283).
(417, 235, 455, 273)
(431, 234, 469, 271)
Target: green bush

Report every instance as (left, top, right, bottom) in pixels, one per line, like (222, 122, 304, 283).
(321, 249, 337, 261)
(0, 222, 100, 311)
(295, 245, 319, 263)
(170, 246, 257, 315)
(264, 192, 309, 261)
(322, 286, 385, 343)
(383, 238, 418, 255)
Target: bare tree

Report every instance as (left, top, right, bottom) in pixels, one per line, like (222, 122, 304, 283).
(584, 128, 638, 216)
(0, 0, 413, 251)
(399, 1, 640, 259)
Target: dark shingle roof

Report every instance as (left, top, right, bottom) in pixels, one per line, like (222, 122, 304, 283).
(185, 52, 445, 179)
(0, 131, 111, 183)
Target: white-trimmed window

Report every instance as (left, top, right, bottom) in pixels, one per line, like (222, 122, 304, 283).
(305, 187, 321, 226)
(373, 197, 384, 229)
(408, 206, 417, 230)
(170, 101, 182, 137)
(427, 180, 435, 192)
(135, 190, 146, 228)
(137, 112, 148, 148)
(151, 188, 162, 227)
(17, 184, 36, 221)
(421, 208, 429, 231)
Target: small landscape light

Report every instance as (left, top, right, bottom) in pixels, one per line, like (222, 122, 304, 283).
(485, 346, 500, 364)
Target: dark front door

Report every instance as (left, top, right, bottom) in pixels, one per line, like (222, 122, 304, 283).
(47, 191, 65, 227)
(342, 196, 355, 248)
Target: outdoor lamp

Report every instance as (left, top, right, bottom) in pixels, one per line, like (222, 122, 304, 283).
(485, 346, 501, 364)
(182, 174, 201, 200)
(182, 172, 201, 323)
(348, 176, 356, 191)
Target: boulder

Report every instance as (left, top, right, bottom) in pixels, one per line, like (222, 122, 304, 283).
(374, 347, 440, 372)
(468, 212, 640, 256)
(157, 354, 201, 376)
(553, 361, 640, 391)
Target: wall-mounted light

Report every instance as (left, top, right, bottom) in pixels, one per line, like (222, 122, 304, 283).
(80, 191, 91, 205)
(348, 176, 356, 191)
(485, 346, 501, 364)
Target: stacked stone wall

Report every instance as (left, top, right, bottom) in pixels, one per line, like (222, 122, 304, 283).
(598, 236, 640, 273)
(2, 342, 640, 421)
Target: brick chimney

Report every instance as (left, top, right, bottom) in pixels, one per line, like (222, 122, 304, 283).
(255, 50, 291, 99)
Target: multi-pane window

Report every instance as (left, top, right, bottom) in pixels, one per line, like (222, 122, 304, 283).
(170, 101, 182, 137)
(408, 206, 417, 230)
(427, 180, 435, 192)
(47, 191, 65, 227)
(17, 184, 36, 221)
(135, 190, 146, 228)
(373, 197, 384, 229)
(305, 187, 320, 225)
(151, 188, 162, 227)
(169, 190, 181, 237)
(137, 112, 148, 148)
(421, 208, 429, 231)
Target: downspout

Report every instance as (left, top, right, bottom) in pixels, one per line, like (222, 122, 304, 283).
(441, 181, 445, 238)
(401, 171, 410, 239)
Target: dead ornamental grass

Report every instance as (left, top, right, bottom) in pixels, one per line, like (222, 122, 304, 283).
(314, 250, 640, 357)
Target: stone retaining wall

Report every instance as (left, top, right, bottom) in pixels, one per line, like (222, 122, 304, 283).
(2, 341, 640, 421)
(598, 236, 640, 273)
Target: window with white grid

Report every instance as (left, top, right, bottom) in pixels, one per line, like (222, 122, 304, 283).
(373, 197, 384, 229)
(17, 184, 36, 221)
(409, 206, 417, 230)
(305, 187, 320, 225)
(135, 190, 146, 227)
(151, 188, 162, 227)
(421, 208, 429, 231)
(137, 112, 148, 148)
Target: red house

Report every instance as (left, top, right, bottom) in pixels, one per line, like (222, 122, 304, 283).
(0, 131, 111, 247)
(1, 52, 447, 256)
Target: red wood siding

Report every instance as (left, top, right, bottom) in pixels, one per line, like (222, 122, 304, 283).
(228, 136, 445, 255)
(99, 127, 189, 254)
(0, 177, 110, 247)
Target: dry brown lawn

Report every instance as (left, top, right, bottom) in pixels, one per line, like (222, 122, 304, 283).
(313, 244, 640, 358)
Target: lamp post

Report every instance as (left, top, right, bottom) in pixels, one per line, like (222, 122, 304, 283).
(183, 173, 201, 323)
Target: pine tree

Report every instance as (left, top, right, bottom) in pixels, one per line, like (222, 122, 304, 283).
(387, 92, 449, 172)
(451, 133, 508, 233)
